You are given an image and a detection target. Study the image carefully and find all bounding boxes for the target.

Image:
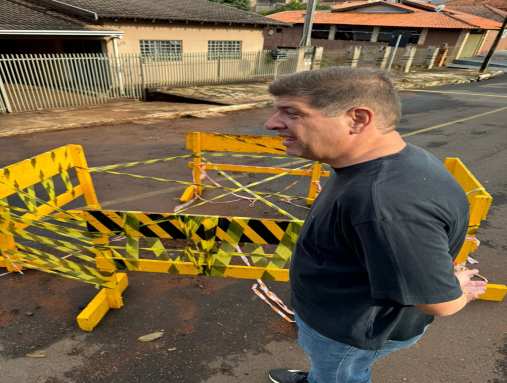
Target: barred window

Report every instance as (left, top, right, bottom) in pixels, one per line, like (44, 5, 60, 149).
(208, 40, 242, 60)
(140, 40, 182, 60)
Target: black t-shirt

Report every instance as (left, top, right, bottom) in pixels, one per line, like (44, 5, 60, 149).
(291, 144, 469, 350)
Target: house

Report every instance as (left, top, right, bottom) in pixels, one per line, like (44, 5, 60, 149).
(0, 0, 122, 54)
(443, 0, 507, 54)
(0, 0, 285, 57)
(265, 0, 504, 60)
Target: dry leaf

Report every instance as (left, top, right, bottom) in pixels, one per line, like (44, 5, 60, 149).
(26, 351, 46, 358)
(138, 331, 164, 342)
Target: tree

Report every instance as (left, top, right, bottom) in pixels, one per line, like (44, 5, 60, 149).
(261, 0, 330, 15)
(209, 0, 251, 11)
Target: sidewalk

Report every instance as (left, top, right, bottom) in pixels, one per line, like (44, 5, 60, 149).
(0, 68, 503, 138)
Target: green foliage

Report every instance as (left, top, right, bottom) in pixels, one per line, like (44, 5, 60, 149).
(209, 0, 251, 11)
(261, 1, 330, 15)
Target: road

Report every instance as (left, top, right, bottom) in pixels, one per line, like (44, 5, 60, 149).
(0, 75, 506, 383)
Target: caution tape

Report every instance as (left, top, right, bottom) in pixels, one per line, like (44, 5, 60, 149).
(176, 159, 311, 214)
(210, 164, 297, 220)
(89, 154, 192, 173)
(88, 152, 293, 174)
(235, 244, 295, 323)
(93, 168, 309, 204)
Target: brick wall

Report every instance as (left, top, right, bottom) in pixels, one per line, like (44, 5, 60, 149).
(264, 26, 303, 49)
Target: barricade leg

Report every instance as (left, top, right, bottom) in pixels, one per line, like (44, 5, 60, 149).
(180, 132, 203, 202)
(77, 273, 128, 331)
(0, 206, 23, 272)
(306, 162, 322, 206)
(480, 284, 507, 302)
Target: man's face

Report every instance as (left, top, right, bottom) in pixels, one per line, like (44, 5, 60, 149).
(264, 96, 351, 163)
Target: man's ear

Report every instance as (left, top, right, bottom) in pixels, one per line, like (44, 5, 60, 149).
(349, 107, 373, 135)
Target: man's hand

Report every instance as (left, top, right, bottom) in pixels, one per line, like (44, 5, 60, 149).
(455, 268, 488, 303)
(416, 268, 488, 316)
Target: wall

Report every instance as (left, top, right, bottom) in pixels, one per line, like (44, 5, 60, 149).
(422, 29, 461, 48)
(103, 22, 265, 55)
(479, 30, 507, 55)
(266, 25, 466, 49)
(264, 25, 303, 49)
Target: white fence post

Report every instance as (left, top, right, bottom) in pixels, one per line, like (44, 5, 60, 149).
(112, 38, 125, 96)
(311, 47, 324, 70)
(0, 72, 12, 113)
(427, 47, 440, 70)
(379, 47, 391, 70)
(295, 48, 307, 72)
(351, 46, 362, 68)
(404, 47, 417, 73)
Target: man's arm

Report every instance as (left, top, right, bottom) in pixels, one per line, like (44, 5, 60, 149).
(416, 268, 487, 316)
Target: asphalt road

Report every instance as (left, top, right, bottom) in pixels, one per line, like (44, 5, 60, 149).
(0, 75, 506, 383)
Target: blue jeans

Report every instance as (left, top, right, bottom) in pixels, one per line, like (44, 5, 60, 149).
(296, 313, 427, 383)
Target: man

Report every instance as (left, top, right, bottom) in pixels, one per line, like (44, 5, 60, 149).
(264, 67, 487, 383)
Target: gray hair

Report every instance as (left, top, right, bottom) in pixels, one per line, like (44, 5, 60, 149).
(268, 67, 401, 131)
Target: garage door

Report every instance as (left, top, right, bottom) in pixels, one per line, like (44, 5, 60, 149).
(460, 32, 484, 58)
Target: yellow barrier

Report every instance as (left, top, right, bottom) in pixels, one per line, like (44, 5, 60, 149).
(181, 132, 330, 205)
(0, 143, 504, 333)
(444, 158, 493, 265)
(0, 145, 125, 325)
(0, 145, 99, 272)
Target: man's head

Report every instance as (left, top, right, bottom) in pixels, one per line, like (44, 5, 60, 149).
(265, 67, 403, 166)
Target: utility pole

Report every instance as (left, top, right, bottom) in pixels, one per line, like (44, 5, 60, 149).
(300, 0, 318, 47)
(480, 16, 507, 73)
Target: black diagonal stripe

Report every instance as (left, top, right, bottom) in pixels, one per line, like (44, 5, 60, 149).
(129, 214, 160, 238)
(247, 219, 279, 244)
(87, 210, 123, 233)
(196, 222, 216, 241)
(277, 221, 290, 232)
(149, 215, 186, 239)
(218, 217, 231, 232)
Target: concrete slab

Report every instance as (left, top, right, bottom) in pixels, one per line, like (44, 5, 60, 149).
(150, 82, 272, 105)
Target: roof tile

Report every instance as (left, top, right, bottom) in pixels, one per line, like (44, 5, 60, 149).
(0, 0, 98, 30)
(268, 10, 476, 29)
(53, 0, 284, 26)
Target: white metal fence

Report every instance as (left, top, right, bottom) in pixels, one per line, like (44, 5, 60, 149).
(0, 50, 300, 113)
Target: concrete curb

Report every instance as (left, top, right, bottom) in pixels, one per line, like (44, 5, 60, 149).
(0, 101, 272, 138)
(477, 70, 505, 81)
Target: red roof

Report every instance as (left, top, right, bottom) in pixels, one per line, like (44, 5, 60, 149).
(445, 8, 503, 29)
(269, 10, 474, 29)
(268, 0, 502, 30)
(484, 3, 507, 16)
(331, 1, 421, 12)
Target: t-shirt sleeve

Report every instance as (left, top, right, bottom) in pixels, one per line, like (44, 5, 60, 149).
(352, 218, 463, 306)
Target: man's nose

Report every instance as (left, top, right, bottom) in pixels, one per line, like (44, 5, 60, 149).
(265, 112, 284, 131)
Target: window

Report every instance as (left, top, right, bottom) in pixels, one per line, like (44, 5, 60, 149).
(377, 29, 422, 46)
(311, 25, 331, 40)
(140, 40, 182, 60)
(208, 40, 242, 60)
(334, 26, 373, 42)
